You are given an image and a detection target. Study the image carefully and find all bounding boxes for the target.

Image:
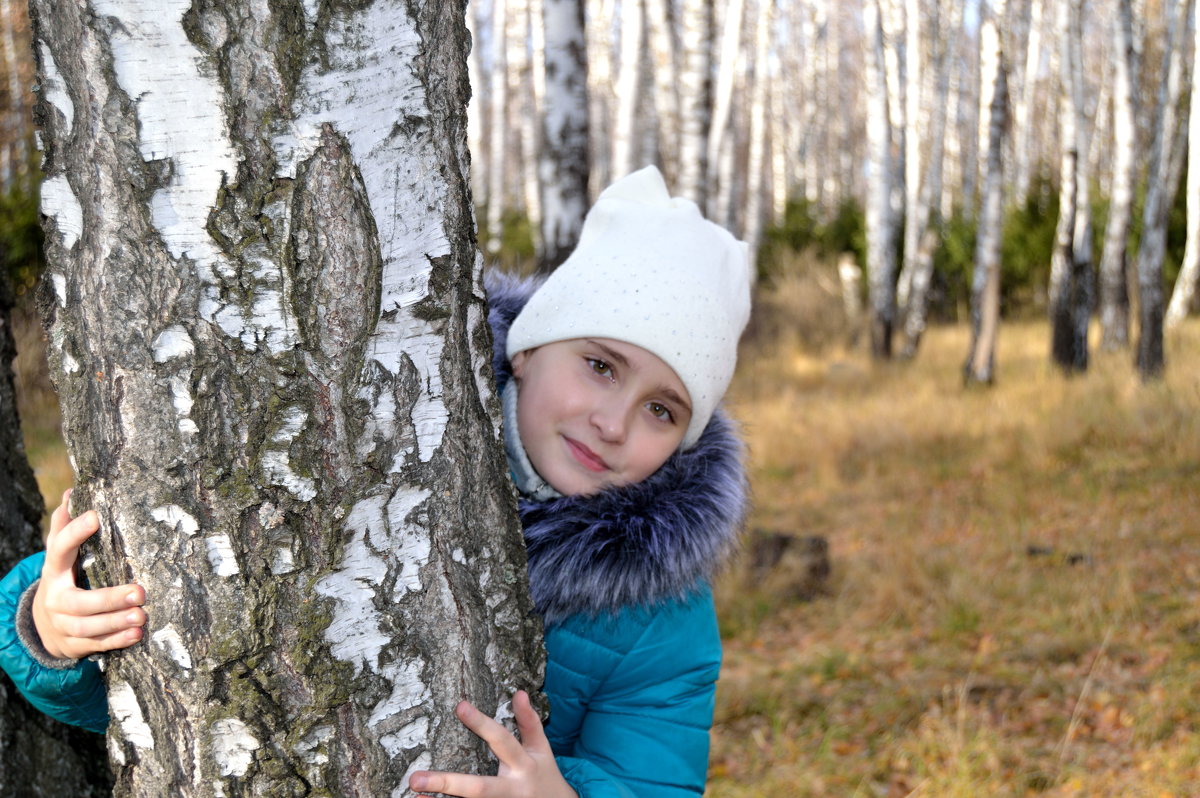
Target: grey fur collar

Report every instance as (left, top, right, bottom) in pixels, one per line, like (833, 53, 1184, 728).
(486, 270, 748, 624)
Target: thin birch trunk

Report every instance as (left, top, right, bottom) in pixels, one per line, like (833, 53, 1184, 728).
(1012, 0, 1044, 207)
(743, 0, 774, 258)
(520, 0, 546, 253)
(31, 1, 543, 793)
(467, 0, 488, 205)
(1099, 0, 1138, 348)
(539, 0, 590, 273)
(901, 0, 956, 356)
(1166, 0, 1200, 326)
(1049, 0, 1093, 372)
(898, 0, 924, 342)
(676, 0, 712, 205)
(644, 0, 680, 184)
(488, 0, 511, 252)
(707, 0, 746, 216)
(586, 0, 615, 197)
(965, 2, 1008, 384)
(864, 0, 896, 358)
(611, 0, 645, 179)
(1134, 0, 1190, 379)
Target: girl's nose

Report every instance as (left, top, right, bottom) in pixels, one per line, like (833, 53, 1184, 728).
(590, 401, 629, 443)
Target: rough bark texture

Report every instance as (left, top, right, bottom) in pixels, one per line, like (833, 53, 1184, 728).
(31, 1, 543, 795)
(0, 282, 111, 797)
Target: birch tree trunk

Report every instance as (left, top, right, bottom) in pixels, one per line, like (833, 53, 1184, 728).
(676, 0, 712, 206)
(900, 0, 956, 357)
(965, 4, 1008, 385)
(31, 2, 543, 795)
(519, 0, 546, 252)
(1134, 0, 1190, 379)
(1099, 0, 1138, 349)
(1048, 0, 1093, 373)
(612, 0, 645, 180)
(539, 0, 590, 273)
(1011, 0, 1044, 207)
(1166, 6, 1200, 327)
(707, 0, 746, 218)
(743, 0, 775, 259)
(864, 0, 897, 358)
(0, 282, 111, 796)
(487, 0, 512, 253)
(644, 0, 680, 184)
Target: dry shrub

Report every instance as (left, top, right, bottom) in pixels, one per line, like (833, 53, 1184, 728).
(744, 248, 858, 355)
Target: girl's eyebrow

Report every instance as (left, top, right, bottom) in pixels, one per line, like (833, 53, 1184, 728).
(586, 339, 693, 414)
(586, 339, 630, 368)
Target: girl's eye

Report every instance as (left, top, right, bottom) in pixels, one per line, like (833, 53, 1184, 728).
(588, 358, 613, 377)
(647, 402, 674, 422)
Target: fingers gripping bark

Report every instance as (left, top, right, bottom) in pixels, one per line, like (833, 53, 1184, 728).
(409, 691, 578, 798)
(32, 491, 147, 660)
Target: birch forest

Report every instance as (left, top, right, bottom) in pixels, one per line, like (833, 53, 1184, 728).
(463, 0, 1200, 379)
(0, 1, 1194, 378)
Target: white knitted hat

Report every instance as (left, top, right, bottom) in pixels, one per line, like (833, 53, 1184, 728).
(507, 165, 752, 449)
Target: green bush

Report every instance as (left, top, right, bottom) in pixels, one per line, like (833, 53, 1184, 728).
(0, 177, 43, 295)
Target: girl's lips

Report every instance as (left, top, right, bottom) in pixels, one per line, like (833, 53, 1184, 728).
(565, 437, 609, 472)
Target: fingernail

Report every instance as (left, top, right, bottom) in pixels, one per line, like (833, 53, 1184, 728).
(409, 774, 428, 790)
(126, 611, 143, 625)
(126, 591, 141, 606)
(127, 627, 143, 641)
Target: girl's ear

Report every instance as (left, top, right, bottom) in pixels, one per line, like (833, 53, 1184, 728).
(511, 350, 528, 379)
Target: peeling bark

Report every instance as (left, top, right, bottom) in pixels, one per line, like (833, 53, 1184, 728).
(31, 1, 542, 795)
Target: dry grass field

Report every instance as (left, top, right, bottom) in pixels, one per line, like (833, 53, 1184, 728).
(711, 305, 1200, 797)
(11, 295, 1200, 796)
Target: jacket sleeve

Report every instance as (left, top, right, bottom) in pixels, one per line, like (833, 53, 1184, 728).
(0, 552, 110, 733)
(553, 592, 722, 798)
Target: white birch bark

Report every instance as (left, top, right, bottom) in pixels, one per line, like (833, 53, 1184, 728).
(743, 0, 775, 258)
(1048, 0, 1094, 372)
(520, 0, 546, 249)
(644, 0, 680, 183)
(900, 0, 956, 356)
(1134, 0, 1190, 378)
(31, 1, 543, 794)
(1099, 0, 1138, 348)
(706, 0, 746, 215)
(539, 0, 589, 272)
(1011, 0, 1044, 207)
(1166, 2, 1200, 327)
(611, 0, 645, 180)
(466, 0, 488, 204)
(965, 1, 1008, 384)
(586, 0, 615, 196)
(676, 0, 712, 205)
(487, 0, 511, 253)
(898, 0, 924, 331)
(864, 0, 897, 357)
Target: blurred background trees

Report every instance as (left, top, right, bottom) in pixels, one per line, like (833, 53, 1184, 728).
(468, 0, 1198, 379)
(0, 0, 1196, 373)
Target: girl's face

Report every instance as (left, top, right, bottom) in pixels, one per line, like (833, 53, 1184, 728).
(511, 338, 692, 496)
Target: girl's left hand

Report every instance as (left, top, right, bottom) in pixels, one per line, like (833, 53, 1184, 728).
(408, 690, 578, 798)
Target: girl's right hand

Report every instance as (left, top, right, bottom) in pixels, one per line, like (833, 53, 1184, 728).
(31, 490, 147, 660)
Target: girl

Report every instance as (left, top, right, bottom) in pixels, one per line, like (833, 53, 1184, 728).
(0, 166, 752, 797)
